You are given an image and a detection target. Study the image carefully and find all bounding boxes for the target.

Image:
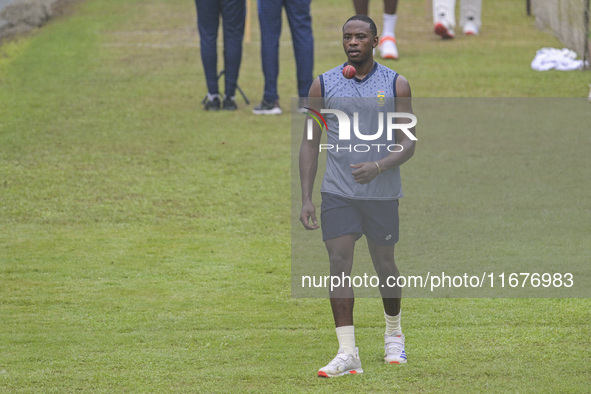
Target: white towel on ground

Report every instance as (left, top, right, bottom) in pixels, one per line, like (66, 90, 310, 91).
(530, 47, 586, 71)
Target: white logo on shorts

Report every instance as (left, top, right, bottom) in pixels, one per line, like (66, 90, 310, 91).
(385, 234, 392, 240)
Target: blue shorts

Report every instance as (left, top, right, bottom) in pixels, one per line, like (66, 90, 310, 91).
(320, 192, 399, 245)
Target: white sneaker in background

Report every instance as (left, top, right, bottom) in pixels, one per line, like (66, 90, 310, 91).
(463, 21, 479, 35)
(379, 36, 399, 60)
(252, 99, 282, 115)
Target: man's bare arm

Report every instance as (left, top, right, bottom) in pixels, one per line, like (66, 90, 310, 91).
(299, 77, 323, 229)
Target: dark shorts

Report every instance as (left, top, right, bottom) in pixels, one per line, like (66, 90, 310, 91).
(320, 192, 399, 245)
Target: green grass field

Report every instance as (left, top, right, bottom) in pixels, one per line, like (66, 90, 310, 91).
(1, 0, 590, 391)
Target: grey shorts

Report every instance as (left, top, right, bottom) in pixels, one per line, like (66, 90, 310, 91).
(320, 192, 399, 245)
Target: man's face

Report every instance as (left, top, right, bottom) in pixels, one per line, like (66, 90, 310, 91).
(342, 20, 378, 64)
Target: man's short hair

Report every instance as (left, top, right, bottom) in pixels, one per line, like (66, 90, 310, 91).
(343, 15, 378, 38)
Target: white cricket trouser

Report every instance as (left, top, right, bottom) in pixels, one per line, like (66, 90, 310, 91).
(433, 0, 482, 29)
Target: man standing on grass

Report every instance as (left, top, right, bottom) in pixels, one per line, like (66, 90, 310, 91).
(299, 15, 416, 377)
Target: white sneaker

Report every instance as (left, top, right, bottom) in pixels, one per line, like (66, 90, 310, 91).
(463, 21, 479, 35)
(318, 347, 363, 377)
(384, 333, 407, 364)
(434, 22, 455, 39)
(379, 36, 399, 60)
(252, 99, 282, 115)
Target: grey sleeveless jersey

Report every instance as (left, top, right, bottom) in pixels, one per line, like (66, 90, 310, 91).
(319, 62, 403, 200)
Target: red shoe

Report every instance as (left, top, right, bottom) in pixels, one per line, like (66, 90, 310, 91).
(434, 22, 455, 39)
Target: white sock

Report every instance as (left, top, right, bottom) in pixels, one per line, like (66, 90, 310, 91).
(382, 13, 397, 38)
(335, 325, 356, 355)
(385, 311, 402, 336)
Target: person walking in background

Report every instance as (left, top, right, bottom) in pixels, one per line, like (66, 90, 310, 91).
(433, 0, 482, 39)
(252, 0, 314, 115)
(353, 0, 400, 60)
(195, 0, 246, 111)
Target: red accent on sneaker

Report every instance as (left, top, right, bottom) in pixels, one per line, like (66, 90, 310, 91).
(349, 370, 358, 374)
(389, 361, 400, 364)
(318, 371, 328, 378)
(434, 23, 454, 39)
(379, 36, 398, 60)
(379, 36, 397, 45)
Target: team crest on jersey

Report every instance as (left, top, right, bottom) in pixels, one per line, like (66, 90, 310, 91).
(377, 91, 385, 107)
